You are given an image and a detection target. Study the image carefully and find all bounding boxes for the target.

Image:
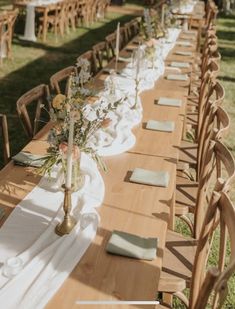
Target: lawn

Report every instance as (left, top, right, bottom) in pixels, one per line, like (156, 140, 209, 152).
(0, 0, 234, 307)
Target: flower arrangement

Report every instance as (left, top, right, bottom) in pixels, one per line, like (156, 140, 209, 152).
(39, 58, 124, 177)
(140, 8, 165, 41)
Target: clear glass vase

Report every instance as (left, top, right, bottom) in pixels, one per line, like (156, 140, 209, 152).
(71, 158, 85, 192)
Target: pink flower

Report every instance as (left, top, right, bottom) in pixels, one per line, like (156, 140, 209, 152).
(59, 142, 80, 160)
(146, 38, 157, 47)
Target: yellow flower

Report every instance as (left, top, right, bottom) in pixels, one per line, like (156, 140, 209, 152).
(52, 94, 66, 110)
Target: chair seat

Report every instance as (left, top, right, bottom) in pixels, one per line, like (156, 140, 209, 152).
(175, 174, 198, 215)
(178, 140, 198, 165)
(159, 230, 197, 290)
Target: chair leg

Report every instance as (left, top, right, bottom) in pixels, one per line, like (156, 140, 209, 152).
(162, 293, 173, 307)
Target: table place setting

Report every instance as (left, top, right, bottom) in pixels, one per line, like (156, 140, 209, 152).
(146, 120, 175, 132)
(170, 61, 191, 68)
(106, 230, 158, 260)
(156, 97, 183, 107)
(166, 73, 189, 81)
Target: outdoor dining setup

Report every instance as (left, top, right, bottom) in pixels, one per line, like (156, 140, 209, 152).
(0, 0, 234, 308)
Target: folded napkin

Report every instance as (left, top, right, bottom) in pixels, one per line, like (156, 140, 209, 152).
(174, 51, 192, 56)
(176, 41, 192, 47)
(183, 30, 196, 35)
(102, 68, 115, 74)
(106, 230, 158, 260)
(12, 152, 46, 167)
(146, 120, 175, 132)
(118, 56, 132, 63)
(125, 47, 137, 52)
(130, 168, 169, 187)
(171, 61, 190, 68)
(0, 207, 5, 221)
(166, 74, 188, 81)
(157, 97, 182, 107)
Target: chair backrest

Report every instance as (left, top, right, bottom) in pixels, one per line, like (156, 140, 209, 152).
(105, 32, 117, 60)
(76, 50, 97, 76)
(0, 114, 10, 164)
(194, 140, 235, 239)
(16, 84, 51, 138)
(92, 41, 109, 71)
(50, 66, 77, 95)
(197, 81, 226, 180)
(197, 60, 220, 139)
(190, 191, 235, 309)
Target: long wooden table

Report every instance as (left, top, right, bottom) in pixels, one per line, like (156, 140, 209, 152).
(0, 20, 199, 309)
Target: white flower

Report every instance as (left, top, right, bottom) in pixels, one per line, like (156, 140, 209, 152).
(82, 105, 97, 122)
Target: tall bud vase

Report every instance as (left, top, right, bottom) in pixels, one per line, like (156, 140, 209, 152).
(72, 157, 85, 192)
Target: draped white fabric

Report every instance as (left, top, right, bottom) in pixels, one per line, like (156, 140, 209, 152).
(0, 27, 181, 308)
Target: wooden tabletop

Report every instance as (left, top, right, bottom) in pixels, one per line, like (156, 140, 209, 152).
(0, 22, 199, 309)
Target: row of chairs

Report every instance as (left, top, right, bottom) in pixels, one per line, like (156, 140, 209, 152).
(0, 9, 18, 64)
(156, 1, 235, 307)
(36, 0, 111, 42)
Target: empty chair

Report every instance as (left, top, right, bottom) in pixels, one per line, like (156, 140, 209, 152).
(159, 190, 235, 309)
(105, 32, 117, 60)
(50, 66, 77, 95)
(0, 9, 18, 64)
(0, 114, 10, 164)
(76, 50, 97, 76)
(92, 41, 109, 71)
(16, 84, 51, 138)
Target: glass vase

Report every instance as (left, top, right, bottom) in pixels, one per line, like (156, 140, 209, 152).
(71, 158, 85, 192)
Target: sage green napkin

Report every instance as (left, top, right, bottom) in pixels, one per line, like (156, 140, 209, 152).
(12, 152, 46, 167)
(130, 168, 169, 187)
(125, 47, 137, 52)
(146, 120, 175, 132)
(176, 41, 192, 47)
(118, 56, 132, 63)
(174, 51, 192, 56)
(157, 97, 182, 107)
(106, 230, 158, 260)
(102, 68, 115, 74)
(0, 207, 5, 221)
(166, 74, 188, 81)
(171, 61, 190, 68)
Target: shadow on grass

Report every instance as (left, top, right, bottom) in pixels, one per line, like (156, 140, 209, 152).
(0, 13, 136, 166)
(218, 46, 235, 60)
(218, 75, 235, 83)
(217, 30, 235, 42)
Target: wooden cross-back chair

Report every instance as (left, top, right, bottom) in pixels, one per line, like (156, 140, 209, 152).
(76, 50, 97, 77)
(0, 9, 18, 64)
(159, 190, 235, 309)
(38, 2, 66, 42)
(105, 32, 117, 60)
(0, 114, 10, 164)
(92, 41, 109, 71)
(16, 84, 51, 139)
(190, 191, 235, 309)
(50, 66, 77, 95)
(158, 140, 235, 307)
(176, 105, 230, 237)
